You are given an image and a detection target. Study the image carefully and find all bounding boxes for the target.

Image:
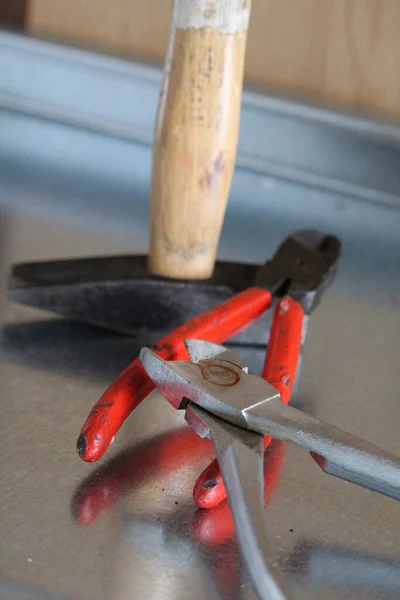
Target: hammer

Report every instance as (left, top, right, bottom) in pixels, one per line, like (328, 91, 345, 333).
(8, 1, 259, 342)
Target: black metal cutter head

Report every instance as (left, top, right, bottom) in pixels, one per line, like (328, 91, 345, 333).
(256, 230, 341, 313)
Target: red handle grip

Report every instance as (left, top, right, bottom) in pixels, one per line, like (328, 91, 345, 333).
(262, 295, 304, 402)
(193, 295, 304, 509)
(77, 287, 273, 462)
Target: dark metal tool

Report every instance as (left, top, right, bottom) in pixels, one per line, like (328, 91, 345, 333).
(7, 230, 339, 343)
(140, 340, 400, 600)
(7, 254, 275, 343)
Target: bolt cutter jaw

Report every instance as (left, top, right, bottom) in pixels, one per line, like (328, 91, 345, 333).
(256, 230, 341, 313)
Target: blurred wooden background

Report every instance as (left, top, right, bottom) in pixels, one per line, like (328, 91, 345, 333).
(2, 0, 400, 119)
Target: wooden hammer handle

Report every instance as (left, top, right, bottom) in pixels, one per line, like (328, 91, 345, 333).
(149, 0, 251, 279)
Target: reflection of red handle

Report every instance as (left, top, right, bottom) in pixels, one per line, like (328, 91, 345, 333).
(194, 296, 304, 509)
(72, 428, 213, 525)
(77, 287, 272, 463)
(192, 439, 285, 546)
(72, 430, 285, 549)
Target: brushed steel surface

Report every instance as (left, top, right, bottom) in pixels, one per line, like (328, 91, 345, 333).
(1, 184, 400, 600)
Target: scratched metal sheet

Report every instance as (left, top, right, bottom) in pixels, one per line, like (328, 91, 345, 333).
(1, 35, 400, 600)
(1, 172, 400, 600)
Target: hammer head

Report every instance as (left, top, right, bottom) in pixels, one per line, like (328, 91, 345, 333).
(7, 255, 268, 344)
(7, 229, 341, 344)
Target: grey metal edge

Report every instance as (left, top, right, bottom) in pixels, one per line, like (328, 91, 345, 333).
(1, 30, 400, 208)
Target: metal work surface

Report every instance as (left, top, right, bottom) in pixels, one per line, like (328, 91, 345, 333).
(1, 32, 400, 600)
(1, 183, 400, 600)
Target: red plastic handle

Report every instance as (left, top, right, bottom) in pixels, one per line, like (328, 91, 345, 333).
(77, 287, 273, 462)
(261, 295, 304, 403)
(193, 295, 304, 509)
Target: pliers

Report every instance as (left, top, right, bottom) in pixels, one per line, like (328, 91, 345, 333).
(139, 343, 400, 598)
(77, 229, 340, 510)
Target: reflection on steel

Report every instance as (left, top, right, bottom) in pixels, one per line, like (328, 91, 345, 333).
(71, 427, 213, 526)
(0, 209, 11, 349)
(71, 422, 287, 600)
(289, 541, 400, 597)
(0, 579, 73, 600)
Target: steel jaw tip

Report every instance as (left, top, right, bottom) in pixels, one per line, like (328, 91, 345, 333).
(184, 339, 248, 372)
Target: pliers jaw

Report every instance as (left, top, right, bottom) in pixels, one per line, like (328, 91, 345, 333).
(256, 229, 341, 313)
(184, 339, 248, 372)
(139, 343, 280, 430)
